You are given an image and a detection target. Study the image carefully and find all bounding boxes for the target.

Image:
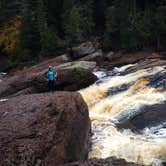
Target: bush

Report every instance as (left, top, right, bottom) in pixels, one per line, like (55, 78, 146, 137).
(73, 67, 86, 77)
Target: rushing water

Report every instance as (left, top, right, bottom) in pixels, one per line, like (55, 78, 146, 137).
(0, 72, 7, 83)
(80, 63, 166, 166)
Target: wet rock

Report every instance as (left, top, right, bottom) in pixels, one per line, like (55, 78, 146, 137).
(108, 82, 134, 96)
(162, 161, 166, 166)
(116, 101, 166, 131)
(0, 92, 90, 166)
(62, 157, 141, 166)
(120, 59, 166, 76)
(145, 72, 166, 90)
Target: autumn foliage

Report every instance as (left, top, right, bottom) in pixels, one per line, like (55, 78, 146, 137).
(0, 17, 22, 55)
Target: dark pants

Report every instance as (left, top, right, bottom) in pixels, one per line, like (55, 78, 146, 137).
(48, 80, 55, 91)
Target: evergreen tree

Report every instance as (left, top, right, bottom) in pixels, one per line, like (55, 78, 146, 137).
(62, 0, 82, 45)
(93, 0, 107, 32)
(0, 0, 166, 71)
(154, 1, 166, 49)
(80, 0, 94, 38)
(36, 0, 48, 54)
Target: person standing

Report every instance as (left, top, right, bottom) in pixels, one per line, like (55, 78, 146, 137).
(47, 66, 57, 91)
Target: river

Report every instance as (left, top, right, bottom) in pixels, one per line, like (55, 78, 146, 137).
(80, 62, 166, 166)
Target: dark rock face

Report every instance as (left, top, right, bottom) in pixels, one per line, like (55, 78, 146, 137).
(62, 157, 141, 166)
(108, 82, 134, 96)
(33, 69, 97, 92)
(56, 68, 97, 91)
(145, 72, 166, 90)
(0, 92, 90, 166)
(0, 61, 97, 97)
(116, 102, 166, 131)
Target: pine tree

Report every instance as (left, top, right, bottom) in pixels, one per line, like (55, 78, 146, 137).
(1, 0, 29, 20)
(62, 0, 82, 45)
(36, 0, 48, 54)
(154, 1, 166, 49)
(80, 0, 94, 38)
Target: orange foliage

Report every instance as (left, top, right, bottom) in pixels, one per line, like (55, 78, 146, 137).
(0, 17, 22, 54)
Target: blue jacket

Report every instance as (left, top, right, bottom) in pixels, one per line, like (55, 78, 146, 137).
(48, 70, 55, 81)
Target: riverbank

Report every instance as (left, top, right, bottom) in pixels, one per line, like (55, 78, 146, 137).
(0, 49, 166, 165)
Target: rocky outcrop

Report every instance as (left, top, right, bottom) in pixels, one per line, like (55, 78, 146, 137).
(0, 92, 90, 166)
(120, 59, 166, 76)
(102, 51, 165, 69)
(33, 61, 97, 92)
(79, 50, 103, 63)
(110, 59, 166, 131)
(62, 157, 141, 166)
(0, 61, 97, 97)
(56, 61, 96, 71)
(71, 42, 96, 59)
(116, 101, 166, 131)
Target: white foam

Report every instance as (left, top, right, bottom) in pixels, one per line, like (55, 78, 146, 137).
(93, 71, 107, 79)
(0, 99, 8, 102)
(80, 63, 166, 165)
(113, 64, 137, 73)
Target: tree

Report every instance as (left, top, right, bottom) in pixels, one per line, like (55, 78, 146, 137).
(154, 2, 166, 49)
(80, 0, 94, 38)
(63, 4, 83, 44)
(36, 0, 48, 54)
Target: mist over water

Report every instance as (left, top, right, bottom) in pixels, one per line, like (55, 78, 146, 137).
(80, 63, 166, 165)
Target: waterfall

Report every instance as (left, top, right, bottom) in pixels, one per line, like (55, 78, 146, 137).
(79, 63, 166, 165)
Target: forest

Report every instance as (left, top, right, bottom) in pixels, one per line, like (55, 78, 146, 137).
(0, 0, 165, 71)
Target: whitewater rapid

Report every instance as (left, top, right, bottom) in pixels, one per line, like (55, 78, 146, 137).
(80, 63, 166, 165)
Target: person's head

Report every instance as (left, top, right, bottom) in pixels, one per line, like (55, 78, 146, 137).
(49, 65, 53, 71)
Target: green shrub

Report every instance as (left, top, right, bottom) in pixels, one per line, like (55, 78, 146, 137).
(73, 67, 86, 77)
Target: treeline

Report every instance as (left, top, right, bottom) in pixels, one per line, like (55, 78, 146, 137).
(0, 0, 165, 70)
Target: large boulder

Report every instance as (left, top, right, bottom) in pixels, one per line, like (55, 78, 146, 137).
(79, 50, 104, 63)
(72, 42, 96, 59)
(0, 61, 97, 97)
(0, 54, 65, 98)
(0, 92, 90, 166)
(33, 61, 97, 92)
(116, 101, 166, 131)
(0, 73, 36, 98)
